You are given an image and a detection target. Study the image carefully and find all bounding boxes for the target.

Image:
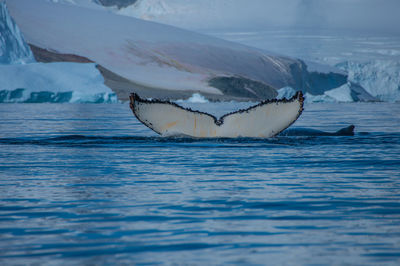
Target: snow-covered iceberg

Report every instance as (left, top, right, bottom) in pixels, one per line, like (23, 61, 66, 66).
(6, 0, 359, 101)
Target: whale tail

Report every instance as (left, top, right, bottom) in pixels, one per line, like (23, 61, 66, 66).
(335, 125, 355, 136)
(130, 92, 304, 138)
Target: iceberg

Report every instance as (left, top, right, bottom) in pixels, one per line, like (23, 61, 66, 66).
(336, 60, 400, 102)
(304, 82, 375, 103)
(0, 1, 34, 64)
(324, 83, 356, 103)
(0, 62, 117, 103)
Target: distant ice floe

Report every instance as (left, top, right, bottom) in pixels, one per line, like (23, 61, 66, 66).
(0, 62, 117, 103)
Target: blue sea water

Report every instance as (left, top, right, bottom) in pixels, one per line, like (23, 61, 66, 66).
(0, 102, 400, 265)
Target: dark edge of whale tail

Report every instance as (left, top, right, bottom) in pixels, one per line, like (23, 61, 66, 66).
(129, 92, 156, 134)
(129, 93, 140, 110)
(335, 125, 355, 136)
(272, 90, 304, 137)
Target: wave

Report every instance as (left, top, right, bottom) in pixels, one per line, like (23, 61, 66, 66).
(0, 89, 118, 103)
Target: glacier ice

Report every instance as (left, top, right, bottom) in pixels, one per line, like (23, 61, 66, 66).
(0, 2, 34, 64)
(336, 60, 400, 102)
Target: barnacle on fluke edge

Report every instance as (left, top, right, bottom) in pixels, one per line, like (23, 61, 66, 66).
(130, 92, 304, 138)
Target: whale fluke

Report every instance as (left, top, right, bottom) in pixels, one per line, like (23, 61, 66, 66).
(130, 92, 304, 138)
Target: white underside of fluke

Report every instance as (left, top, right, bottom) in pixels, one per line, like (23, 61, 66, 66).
(130, 92, 304, 138)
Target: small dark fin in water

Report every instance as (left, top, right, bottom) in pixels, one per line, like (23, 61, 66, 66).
(280, 125, 355, 136)
(335, 125, 355, 136)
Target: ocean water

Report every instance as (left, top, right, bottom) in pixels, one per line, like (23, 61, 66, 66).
(0, 102, 400, 265)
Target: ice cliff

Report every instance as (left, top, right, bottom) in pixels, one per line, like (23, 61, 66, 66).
(337, 60, 400, 102)
(0, 1, 34, 64)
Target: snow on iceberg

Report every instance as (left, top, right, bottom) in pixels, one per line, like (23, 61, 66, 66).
(336, 60, 400, 102)
(0, 62, 117, 103)
(0, 1, 34, 64)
